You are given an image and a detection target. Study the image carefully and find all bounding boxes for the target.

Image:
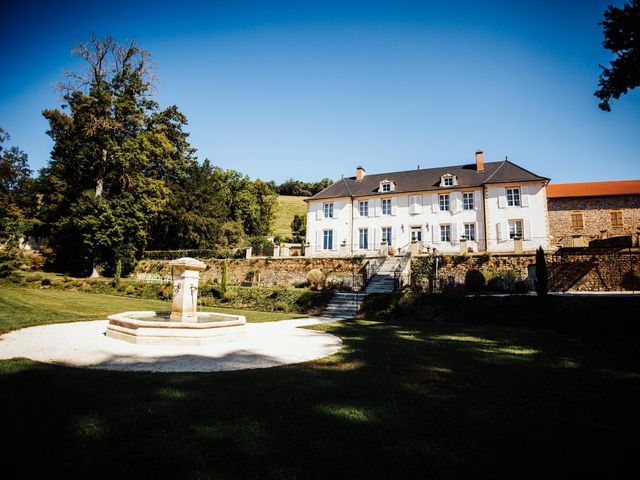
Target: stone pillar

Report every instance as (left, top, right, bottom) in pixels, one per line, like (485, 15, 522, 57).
(245, 247, 252, 259)
(513, 238, 523, 254)
(169, 257, 207, 322)
(459, 239, 468, 254)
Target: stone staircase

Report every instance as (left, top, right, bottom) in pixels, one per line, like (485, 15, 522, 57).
(364, 256, 398, 295)
(322, 292, 362, 319)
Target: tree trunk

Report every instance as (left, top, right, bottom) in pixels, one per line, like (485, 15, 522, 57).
(95, 149, 106, 197)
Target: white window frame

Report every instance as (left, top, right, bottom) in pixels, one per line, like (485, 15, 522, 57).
(463, 192, 474, 210)
(506, 188, 521, 207)
(443, 177, 453, 187)
(381, 182, 391, 192)
(382, 198, 392, 215)
(381, 227, 392, 245)
(359, 228, 368, 250)
(323, 229, 334, 250)
(323, 202, 334, 218)
(464, 223, 476, 241)
(359, 200, 369, 217)
(508, 219, 523, 239)
(439, 194, 450, 212)
(440, 224, 451, 242)
(410, 227, 422, 243)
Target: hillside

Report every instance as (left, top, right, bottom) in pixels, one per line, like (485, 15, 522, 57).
(273, 195, 308, 238)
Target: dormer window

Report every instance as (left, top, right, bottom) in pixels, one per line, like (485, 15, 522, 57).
(440, 174, 457, 187)
(378, 180, 395, 192)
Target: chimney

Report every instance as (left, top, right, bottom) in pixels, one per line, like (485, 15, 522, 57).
(356, 165, 366, 181)
(475, 150, 484, 171)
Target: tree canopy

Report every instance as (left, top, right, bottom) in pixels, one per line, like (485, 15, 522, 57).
(595, 0, 640, 111)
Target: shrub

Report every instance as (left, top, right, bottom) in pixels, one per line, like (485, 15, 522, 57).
(273, 301, 290, 312)
(25, 272, 43, 283)
(464, 269, 486, 292)
(486, 268, 519, 293)
(306, 269, 325, 290)
(223, 289, 238, 302)
(221, 259, 228, 293)
(200, 280, 223, 299)
(40, 278, 51, 286)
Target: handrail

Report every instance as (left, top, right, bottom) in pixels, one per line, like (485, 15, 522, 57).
(392, 252, 412, 291)
(361, 256, 386, 291)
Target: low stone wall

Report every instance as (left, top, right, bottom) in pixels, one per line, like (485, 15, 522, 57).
(415, 251, 640, 292)
(135, 257, 364, 287)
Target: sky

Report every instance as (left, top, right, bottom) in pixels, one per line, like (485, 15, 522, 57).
(1, 0, 638, 184)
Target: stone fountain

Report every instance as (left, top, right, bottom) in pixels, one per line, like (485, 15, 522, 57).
(106, 257, 245, 345)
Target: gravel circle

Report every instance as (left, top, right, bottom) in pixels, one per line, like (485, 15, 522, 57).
(0, 318, 343, 372)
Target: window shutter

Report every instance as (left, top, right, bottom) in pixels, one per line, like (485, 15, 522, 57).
(374, 199, 381, 217)
(316, 230, 322, 251)
(452, 192, 462, 214)
(523, 219, 531, 240)
(474, 191, 481, 211)
(373, 227, 379, 247)
(432, 224, 439, 243)
(496, 222, 502, 242)
(415, 195, 423, 214)
(391, 197, 398, 216)
(409, 196, 416, 215)
(432, 194, 439, 213)
(316, 203, 323, 220)
(353, 200, 359, 218)
(353, 228, 359, 250)
(334, 202, 340, 219)
(521, 186, 530, 207)
(451, 223, 458, 244)
(475, 222, 479, 242)
(498, 188, 507, 208)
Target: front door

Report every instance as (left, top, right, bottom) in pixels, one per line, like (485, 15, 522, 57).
(411, 227, 422, 243)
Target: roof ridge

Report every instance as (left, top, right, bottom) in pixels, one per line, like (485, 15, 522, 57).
(482, 160, 506, 184)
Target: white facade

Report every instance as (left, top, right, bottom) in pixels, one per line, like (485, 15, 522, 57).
(306, 181, 549, 256)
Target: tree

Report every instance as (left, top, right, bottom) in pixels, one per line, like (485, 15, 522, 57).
(594, 1, 640, 111)
(0, 128, 33, 220)
(290, 213, 306, 242)
(39, 35, 194, 274)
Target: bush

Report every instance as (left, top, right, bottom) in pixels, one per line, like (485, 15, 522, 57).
(486, 268, 519, 293)
(464, 269, 486, 292)
(306, 269, 325, 290)
(25, 272, 43, 283)
(40, 278, 51, 286)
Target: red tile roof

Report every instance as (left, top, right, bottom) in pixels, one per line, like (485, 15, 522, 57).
(547, 180, 640, 198)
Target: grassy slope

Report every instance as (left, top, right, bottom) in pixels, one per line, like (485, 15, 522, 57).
(1, 296, 640, 477)
(0, 286, 303, 334)
(272, 195, 307, 237)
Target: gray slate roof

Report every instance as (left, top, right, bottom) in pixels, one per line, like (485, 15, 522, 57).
(307, 160, 549, 201)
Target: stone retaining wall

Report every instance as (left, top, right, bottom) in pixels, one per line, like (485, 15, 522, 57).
(135, 257, 364, 287)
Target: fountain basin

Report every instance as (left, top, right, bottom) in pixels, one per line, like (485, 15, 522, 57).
(106, 311, 246, 346)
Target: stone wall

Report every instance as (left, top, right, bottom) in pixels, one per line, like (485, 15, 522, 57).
(547, 194, 640, 247)
(414, 251, 640, 292)
(135, 257, 364, 287)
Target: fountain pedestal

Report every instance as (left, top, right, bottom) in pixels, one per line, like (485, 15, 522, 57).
(169, 257, 206, 322)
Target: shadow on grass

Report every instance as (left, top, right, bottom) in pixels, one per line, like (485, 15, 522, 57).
(2, 318, 639, 479)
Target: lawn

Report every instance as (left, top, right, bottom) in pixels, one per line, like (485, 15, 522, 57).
(0, 286, 303, 334)
(273, 195, 307, 237)
(1, 291, 639, 478)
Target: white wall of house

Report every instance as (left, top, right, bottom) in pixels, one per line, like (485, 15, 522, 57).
(306, 181, 549, 256)
(485, 181, 549, 252)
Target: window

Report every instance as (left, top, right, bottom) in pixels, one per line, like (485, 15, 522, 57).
(508, 220, 523, 239)
(439, 194, 450, 211)
(463, 192, 474, 210)
(359, 201, 369, 217)
(506, 188, 521, 206)
(323, 202, 334, 218)
(440, 224, 451, 242)
(381, 182, 391, 192)
(382, 198, 392, 215)
(464, 223, 476, 241)
(570, 212, 584, 229)
(611, 210, 623, 227)
(443, 177, 453, 187)
(382, 227, 392, 245)
(359, 228, 369, 250)
(323, 230, 333, 250)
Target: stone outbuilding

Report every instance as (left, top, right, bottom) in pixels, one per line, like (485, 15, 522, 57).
(547, 180, 640, 247)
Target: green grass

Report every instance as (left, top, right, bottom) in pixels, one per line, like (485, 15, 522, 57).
(1, 291, 639, 478)
(272, 195, 307, 237)
(0, 286, 303, 334)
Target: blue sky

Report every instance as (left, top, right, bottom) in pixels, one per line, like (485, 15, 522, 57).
(1, 0, 638, 183)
